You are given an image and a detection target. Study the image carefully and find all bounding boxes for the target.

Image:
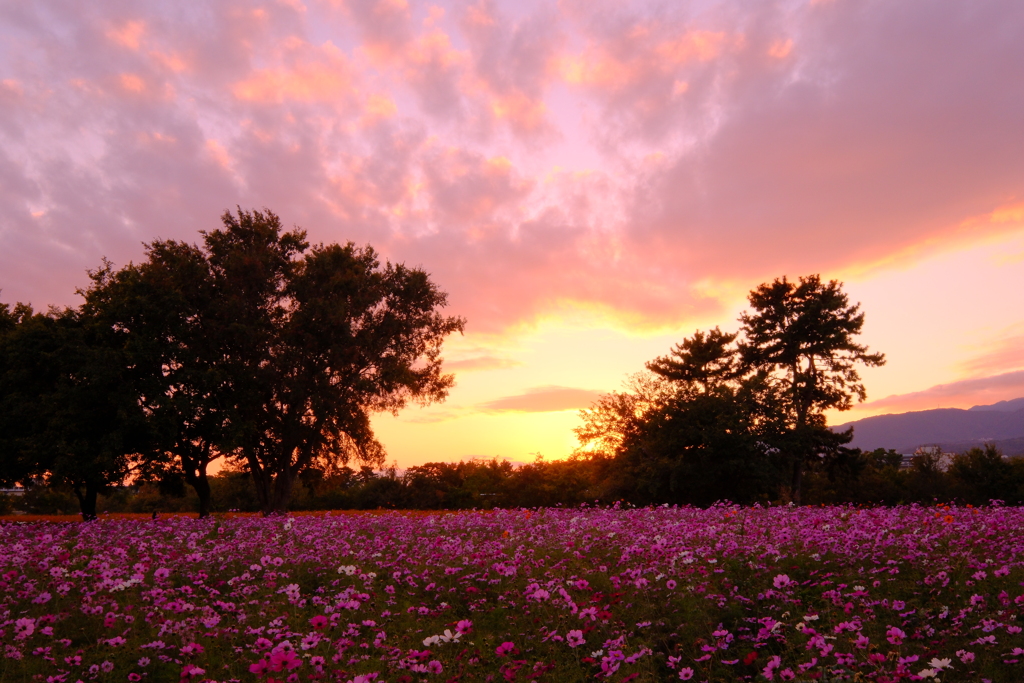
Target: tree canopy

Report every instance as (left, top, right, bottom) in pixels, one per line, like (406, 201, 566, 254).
(739, 275, 885, 503)
(82, 208, 466, 515)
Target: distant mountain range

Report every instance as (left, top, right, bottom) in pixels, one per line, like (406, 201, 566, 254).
(833, 397, 1024, 455)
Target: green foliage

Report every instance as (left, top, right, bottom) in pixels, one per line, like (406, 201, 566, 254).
(949, 444, 1019, 504)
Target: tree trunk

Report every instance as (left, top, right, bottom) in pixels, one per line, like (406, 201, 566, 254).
(247, 452, 273, 515)
(73, 481, 99, 521)
(183, 466, 212, 519)
(269, 467, 295, 515)
(181, 449, 213, 518)
(246, 449, 292, 516)
(791, 457, 803, 506)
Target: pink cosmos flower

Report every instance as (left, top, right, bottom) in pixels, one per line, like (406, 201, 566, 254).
(666, 579, 677, 590)
(269, 646, 302, 672)
(427, 660, 443, 674)
(773, 574, 791, 589)
(180, 664, 205, 679)
(763, 655, 782, 680)
(886, 627, 906, 645)
(14, 618, 34, 640)
(349, 675, 379, 683)
(567, 630, 585, 648)
(455, 619, 473, 634)
(310, 615, 328, 630)
(678, 667, 694, 680)
(180, 643, 203, 656)
(495, 641, 515, 657)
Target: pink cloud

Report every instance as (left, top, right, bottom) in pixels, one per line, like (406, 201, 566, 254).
(478, 385, 605, 413)
(444, 355, 521, 372)
(858, 371, 1024, 415)
(961, 327, 1024, 376)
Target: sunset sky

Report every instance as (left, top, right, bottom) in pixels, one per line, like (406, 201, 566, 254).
(2, 0, 1023, 468)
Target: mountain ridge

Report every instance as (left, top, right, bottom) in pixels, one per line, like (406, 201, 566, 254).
(833, 397, 1024, 454)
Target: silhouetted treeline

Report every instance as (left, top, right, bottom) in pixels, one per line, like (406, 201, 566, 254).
(0, 209, 464, 519)
(5, 445, 1023, 516)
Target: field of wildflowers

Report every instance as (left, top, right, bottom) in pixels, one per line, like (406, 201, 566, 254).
(2, 504, 1023, 683)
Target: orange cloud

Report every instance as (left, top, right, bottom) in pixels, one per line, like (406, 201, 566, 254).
(768, 39, 794, 59)
(119, 73, 146, 93)
(489, 91, 547, 133)
(107, 20, 146, 50)
(0, 79, 23, 98)
(204, 139, 232, 170)
(367, 93, 397, 117)
(559, 28, 731, 89)
(150, 50, 189, 74)
(655, 30, 728, 64)
(233, 43, 356, 103)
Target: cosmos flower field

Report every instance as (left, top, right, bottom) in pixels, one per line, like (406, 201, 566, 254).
(2, 505, 1023, 683)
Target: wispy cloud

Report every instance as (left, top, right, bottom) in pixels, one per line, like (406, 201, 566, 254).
(444, 355, 522, 372)
(961, 325, 1024, 376)
(858, 370, 1024, 415)
(478, 385, 605, 413)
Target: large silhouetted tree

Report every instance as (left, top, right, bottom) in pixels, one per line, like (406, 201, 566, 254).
(739, 275, 885, 504)
(88, 208, 465, 515)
